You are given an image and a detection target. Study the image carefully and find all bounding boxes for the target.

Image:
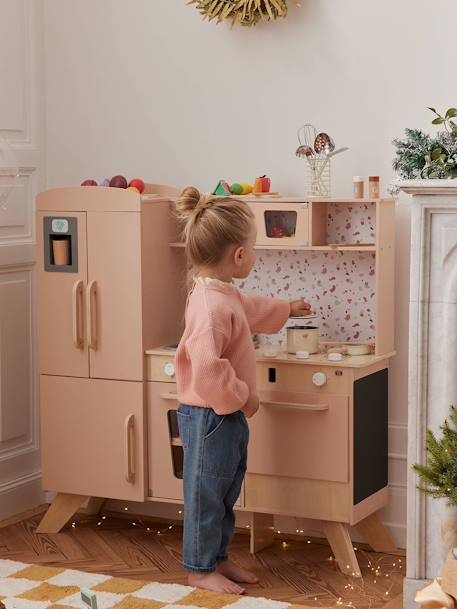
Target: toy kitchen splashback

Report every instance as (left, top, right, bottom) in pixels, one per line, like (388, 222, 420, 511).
(239, 201, 377, 347)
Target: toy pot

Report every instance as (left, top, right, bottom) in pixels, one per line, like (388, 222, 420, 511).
(52, 239, 70, 266)
(287, 325, 319, 354)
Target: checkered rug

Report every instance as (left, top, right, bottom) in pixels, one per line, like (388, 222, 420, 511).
(0, 560, 310, 609)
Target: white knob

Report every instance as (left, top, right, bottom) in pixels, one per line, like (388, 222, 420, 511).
(164, 362, 175, 377)
(312, 372, 327, 387)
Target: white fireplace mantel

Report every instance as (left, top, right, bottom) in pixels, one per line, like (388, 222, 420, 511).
(401, 180, 457, 608)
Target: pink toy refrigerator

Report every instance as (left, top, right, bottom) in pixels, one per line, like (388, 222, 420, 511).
(36, 186, 186, 503)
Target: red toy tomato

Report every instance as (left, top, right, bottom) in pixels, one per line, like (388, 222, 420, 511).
(128, 178, 145, 193)
(81, 179, 97, 186)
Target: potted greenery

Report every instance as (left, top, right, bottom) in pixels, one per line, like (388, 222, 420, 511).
(393, 107, 457, 179)
(414, 405, 457, 561)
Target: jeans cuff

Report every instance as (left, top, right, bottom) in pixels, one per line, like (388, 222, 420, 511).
(216, 555, 228, 563)
(183, 562, 217, 573)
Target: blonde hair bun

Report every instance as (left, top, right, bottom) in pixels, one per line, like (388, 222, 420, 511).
(174, 185, 254, 268)
(175, 186, 208, 220)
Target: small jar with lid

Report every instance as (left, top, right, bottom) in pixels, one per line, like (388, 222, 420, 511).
(353, 176, 364, 199)
(369, 176, 380, 198)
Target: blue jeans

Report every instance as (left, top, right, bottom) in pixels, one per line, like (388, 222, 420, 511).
(177, 404, 249, 573)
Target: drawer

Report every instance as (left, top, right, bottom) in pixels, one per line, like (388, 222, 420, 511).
(146, 354, 177, 382)
(247, 390, 349, 482)
(148, 382, 183, 501)
(248, 202, 309, 247)
(257, 362, 352, 396)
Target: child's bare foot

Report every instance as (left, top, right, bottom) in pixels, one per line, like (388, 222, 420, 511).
(217, 560, 259, 584)
(188, 571, 245, 595)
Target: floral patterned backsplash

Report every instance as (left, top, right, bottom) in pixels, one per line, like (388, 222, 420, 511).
(237, 249, 376, 346)
(326, 202, 376, 244)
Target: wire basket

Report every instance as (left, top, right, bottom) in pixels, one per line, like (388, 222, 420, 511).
(305, 157, 331, 197)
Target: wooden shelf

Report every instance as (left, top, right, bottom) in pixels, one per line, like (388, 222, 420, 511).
(169, 242, 376, 252)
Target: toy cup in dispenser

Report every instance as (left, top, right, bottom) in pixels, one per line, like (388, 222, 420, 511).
(52, 239, 70, 266)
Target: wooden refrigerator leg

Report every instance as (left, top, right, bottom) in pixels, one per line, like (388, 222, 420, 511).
(79, 497, 106, 516)
(36, 493, 88, 533)
(322, 521, 361, 578)
(355, 512, 397, 553)
(250, 512, 275, 554)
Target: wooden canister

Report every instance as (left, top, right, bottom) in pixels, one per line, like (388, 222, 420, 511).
(369, 176, 380, 198)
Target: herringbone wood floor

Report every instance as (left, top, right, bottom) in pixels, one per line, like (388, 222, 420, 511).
(0, 506, 404, 609)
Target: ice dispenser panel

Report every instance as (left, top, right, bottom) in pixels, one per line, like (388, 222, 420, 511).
(43, 216, 78, 273)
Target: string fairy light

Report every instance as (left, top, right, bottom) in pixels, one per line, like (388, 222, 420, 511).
(66, 508, 403, 609)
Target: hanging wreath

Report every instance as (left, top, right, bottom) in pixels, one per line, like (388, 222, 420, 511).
(188, 0, 292, 27)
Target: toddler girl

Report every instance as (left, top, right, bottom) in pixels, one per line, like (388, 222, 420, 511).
(175, 187, 311, 594)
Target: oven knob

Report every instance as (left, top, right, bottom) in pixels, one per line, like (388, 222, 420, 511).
(164, 362, 175, 377)
(312, 372, 327, 387)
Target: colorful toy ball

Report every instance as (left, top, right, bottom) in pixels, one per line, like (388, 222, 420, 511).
(81, 179, 98, 186)
(109, 175, 128, 188)
(127, 186, 140, 194)
(240, 182, 253, 194)
(128, 178, 145, 193)
(100, 178, 110, 187)
(230, 183, 243, 195)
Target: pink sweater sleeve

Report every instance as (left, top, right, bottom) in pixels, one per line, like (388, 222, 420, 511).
(239, 292, 290, 334)
(185, 326, 250, 415)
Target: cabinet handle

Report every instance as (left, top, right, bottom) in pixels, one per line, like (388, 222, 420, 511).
(160, 392, 178, 401)
(72, 280, 84, 349)
(124, 413, 135, 483)
(260, 400, 328, 412)
(86, 280, 97, 350)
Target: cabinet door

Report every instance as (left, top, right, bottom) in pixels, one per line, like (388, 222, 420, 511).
(87, 211, 143, 381)
(148, 382, 183, 501)
(37, 212, 89, 377)
(41, 375, 145, 501)
(249, 202, 309, 247)
(247, 390, 349, 482)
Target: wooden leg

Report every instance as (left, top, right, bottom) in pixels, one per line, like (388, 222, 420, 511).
(322, 521, 361, 578)
(79, 497, 106, 516)
(250, 512, 275, 554)
(355, 512, 397, 553)
(36, 493, 88, 533)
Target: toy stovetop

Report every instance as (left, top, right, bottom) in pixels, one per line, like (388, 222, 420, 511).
(145, 345, 395, 368)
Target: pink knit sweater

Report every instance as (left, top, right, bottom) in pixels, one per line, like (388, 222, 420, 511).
(175, 279, 290, 415)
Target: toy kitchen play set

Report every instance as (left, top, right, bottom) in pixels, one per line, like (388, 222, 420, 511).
(36, 183, 396, 577)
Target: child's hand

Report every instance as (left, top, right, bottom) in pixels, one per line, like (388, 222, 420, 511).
(242, 393, 259, 418)
(290, 299, 312, 317)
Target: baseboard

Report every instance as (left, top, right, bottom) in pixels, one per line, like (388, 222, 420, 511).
(0, 472, 46, 522)
(404, 578, 431, 609)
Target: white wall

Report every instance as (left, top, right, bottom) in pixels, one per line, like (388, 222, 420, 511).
(43, 0, 457, 547)
(0, 0, 46, 520)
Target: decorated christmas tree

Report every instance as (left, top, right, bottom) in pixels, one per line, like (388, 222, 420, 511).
(414, 405, 457, 506)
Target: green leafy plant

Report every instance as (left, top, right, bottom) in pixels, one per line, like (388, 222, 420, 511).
(414, 405, 457, 506)
(428, 107, 457, 133)
(393, 108, 457, 179)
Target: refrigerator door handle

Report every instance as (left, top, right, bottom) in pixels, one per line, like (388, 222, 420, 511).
(72, 280, 84, 349)
(124, 413, 135, 483)
(86, 280, 98, 350)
